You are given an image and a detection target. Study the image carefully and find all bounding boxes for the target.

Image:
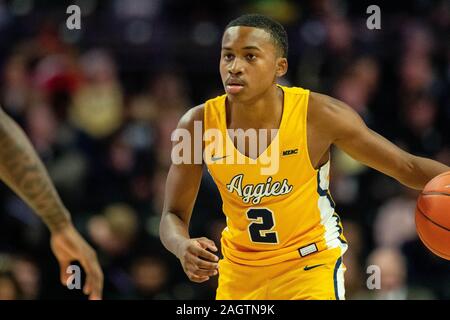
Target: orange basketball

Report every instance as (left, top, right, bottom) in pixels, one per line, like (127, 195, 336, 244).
(415, 171, 450, 260)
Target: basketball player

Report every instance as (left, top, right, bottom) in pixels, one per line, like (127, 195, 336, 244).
(159, 14, 449, 299)
(0, 107, 103, 299)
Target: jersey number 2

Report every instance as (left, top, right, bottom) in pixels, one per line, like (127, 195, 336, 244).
(246, 208, 279, 244)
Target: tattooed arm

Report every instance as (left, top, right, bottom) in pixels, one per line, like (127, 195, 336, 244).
(0, 109, 71, 231)
(0, 107, 103, 299)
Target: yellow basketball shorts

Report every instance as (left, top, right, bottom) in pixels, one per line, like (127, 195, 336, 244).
(216, 248, 346, 300)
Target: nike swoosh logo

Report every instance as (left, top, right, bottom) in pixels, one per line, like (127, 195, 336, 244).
(303, 264, 325, 271)
(211, 155, 229, 162)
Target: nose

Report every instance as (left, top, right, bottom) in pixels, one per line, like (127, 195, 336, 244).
(228, 58, 243, 75)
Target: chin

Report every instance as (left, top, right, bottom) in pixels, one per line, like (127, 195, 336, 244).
(226, 93, 246, 102)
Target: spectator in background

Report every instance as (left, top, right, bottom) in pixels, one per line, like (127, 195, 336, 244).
(339, 220, 366, 299)
(87, 203, 144, 299)
(129, 255, 170, 299)
(399, 95, 442, 156)
(0, 271, 22, 300)
(354, 247, 435, 300)
(1, 55, 30, 117)
(373, 187, 419, 249)
(70, 49, 124, 139)
(0, 254, 23, 300)
(87, 203, 139, 258)
(12, 255, 41, 299)
(148, 72, 191, 168)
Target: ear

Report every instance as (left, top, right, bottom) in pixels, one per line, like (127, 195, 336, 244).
(275, 57, 288, 78)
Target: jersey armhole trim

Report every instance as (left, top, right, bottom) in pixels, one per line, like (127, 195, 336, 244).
(303, 90, 320, 173)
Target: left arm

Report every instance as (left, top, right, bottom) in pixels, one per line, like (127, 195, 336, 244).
(0, 107, 103, 299)
(0, 108, 71, 231)
(311, 92, 450, 190)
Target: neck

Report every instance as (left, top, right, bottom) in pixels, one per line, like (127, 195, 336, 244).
(226, 85, 284, 128)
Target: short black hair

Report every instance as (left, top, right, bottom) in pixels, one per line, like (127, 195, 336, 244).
(225, 14, 288, 58)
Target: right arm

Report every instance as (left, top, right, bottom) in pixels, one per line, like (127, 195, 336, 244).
(159, 105, 219, 283)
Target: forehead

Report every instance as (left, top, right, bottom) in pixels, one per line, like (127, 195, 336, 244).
(222, 26, 274, 50)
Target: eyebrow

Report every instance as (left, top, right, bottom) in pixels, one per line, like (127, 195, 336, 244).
(222, 46, 262, 51)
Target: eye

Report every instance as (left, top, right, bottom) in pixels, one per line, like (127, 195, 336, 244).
(246, 54, 256, 61)
(223, 54, 234, 61)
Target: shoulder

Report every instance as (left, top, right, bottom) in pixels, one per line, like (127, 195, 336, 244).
(0, 106, 8, 120)
(173, 104, 206, 154)
(308, 92, 354, 119)
(177, 104, 205, 131)
(308, 92, 367, 142)
(179, 93, 227, 129)
(0, 106, 12, 130)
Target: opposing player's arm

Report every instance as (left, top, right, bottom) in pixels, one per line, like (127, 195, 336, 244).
(0, 107, 71, 231)
(310, 92, 450, 190)
(0, 107, 103, 299)
(160, 105, 218, 283)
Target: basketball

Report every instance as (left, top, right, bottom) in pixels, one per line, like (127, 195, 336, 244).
(415, 171, 450, 260)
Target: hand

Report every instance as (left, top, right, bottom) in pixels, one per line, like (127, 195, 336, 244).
(177, 237, 219, 283)
(50, 223, 104, 300)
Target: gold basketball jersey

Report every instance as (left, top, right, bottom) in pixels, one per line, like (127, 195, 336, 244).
(204, 85, 347, 266)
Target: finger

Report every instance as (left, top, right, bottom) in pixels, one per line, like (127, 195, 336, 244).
(83, 268, 102, 300)
(193, 268, 218, 277)
(86, 266, 103, 300)
(186, 263, 218, 277)
(195, 257, 218, 270)
(58, 260, 72, 287)
(80, 255, 103, 300)
(187, 273, 210, 283)
(198, 238, 218, 252)
(81, 266, 92, 296)
(189, 246, 219, 262)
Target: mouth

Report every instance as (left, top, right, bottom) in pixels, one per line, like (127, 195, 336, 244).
(225, 79, 245, 94)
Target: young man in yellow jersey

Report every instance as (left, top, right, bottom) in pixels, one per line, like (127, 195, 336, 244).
(159, 14, 449, 300)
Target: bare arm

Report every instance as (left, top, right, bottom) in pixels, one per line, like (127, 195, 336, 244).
(160, 105, 219, 283)
(310, 92, 450, 189)
(160, 159, 203, 259)
(0, 107, 103, 299)
(0, 107, 71, 231)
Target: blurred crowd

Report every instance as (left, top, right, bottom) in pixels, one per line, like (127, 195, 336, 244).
(0, 0, 449, 299)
